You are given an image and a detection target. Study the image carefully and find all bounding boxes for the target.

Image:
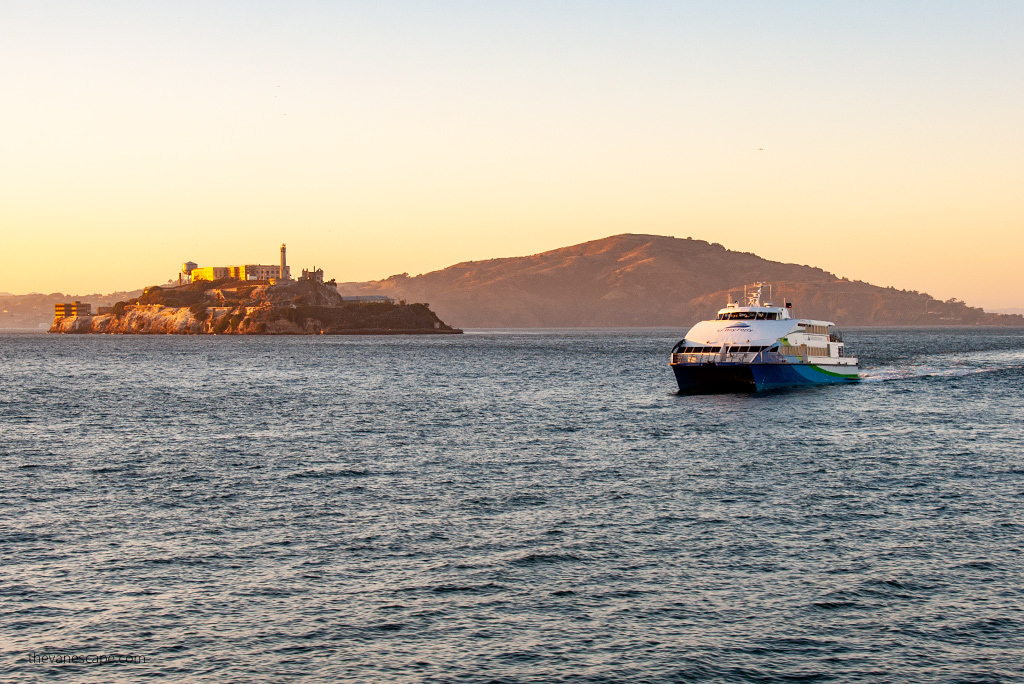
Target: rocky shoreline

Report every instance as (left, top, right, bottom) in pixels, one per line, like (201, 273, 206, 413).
(49, 279, 462, 335)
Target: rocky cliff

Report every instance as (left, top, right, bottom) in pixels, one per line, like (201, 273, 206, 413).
(49, 279, 460, 335)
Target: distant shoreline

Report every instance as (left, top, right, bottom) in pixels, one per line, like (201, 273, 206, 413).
(9, 324, 1024, 335)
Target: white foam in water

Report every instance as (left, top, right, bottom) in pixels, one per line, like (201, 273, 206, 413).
(861, 348, 1024, 383)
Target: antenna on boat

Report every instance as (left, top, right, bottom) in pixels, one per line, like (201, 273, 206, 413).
(744, 281, 769, 307)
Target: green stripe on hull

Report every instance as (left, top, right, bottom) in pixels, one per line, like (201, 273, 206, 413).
(808, 364, 859, 379)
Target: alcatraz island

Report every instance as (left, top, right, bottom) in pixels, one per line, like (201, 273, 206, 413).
(49, 244, 461, 335)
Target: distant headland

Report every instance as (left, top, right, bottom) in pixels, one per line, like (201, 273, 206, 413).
(48, 245, 461, 335)
(337, 234, 1024, 328)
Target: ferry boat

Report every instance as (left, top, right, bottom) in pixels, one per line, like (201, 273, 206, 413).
(670, 282, 859, 392)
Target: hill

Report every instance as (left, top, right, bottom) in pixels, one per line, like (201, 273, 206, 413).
(337, 234, 1024, 328)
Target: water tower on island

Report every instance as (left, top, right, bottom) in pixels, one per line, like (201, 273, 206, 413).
(180, 261, 198, 285)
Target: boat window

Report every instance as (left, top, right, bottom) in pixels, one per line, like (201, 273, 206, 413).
(683, 346, 716, 353)
(766, 313, 778, 320)
(724, 345, 770, 354)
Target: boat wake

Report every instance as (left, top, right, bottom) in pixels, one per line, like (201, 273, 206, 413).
(859, 349, 1024, 383)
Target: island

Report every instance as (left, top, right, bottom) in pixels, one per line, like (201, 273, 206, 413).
(49, 277, 461, 335)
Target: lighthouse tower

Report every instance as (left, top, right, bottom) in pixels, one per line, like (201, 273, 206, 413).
(280, 244, 289, 280)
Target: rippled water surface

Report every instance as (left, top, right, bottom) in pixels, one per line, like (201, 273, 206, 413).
(2, 328, 1023, 682)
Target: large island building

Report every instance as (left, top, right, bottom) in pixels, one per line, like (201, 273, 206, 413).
(184, 244, 292, 283)
(54, 301, 92, 319)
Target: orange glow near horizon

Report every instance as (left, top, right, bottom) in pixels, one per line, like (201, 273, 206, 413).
(2, 2, 1023, 309)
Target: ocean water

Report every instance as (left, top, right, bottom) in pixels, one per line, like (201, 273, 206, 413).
(1, 328, 1023, 683)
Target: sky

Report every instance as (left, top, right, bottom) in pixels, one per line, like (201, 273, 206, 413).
(3, 1, 1022, 309)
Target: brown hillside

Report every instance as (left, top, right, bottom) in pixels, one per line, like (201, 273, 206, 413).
(337, 234, 1024, 328)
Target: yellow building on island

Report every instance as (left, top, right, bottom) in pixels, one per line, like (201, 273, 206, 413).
(184, 244, 292, 283)
(54, 301, 92, 319)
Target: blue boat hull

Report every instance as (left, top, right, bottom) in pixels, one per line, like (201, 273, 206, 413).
(672, 362, 859, 393)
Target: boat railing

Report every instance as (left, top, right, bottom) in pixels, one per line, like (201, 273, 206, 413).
(671, 352, 716, 365)
(671, 350, 791, 365)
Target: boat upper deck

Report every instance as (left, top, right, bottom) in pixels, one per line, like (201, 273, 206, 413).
(715, 307, 787, 321)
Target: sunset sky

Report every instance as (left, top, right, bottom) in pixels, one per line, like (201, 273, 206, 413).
(3, 1, 1022, 309)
